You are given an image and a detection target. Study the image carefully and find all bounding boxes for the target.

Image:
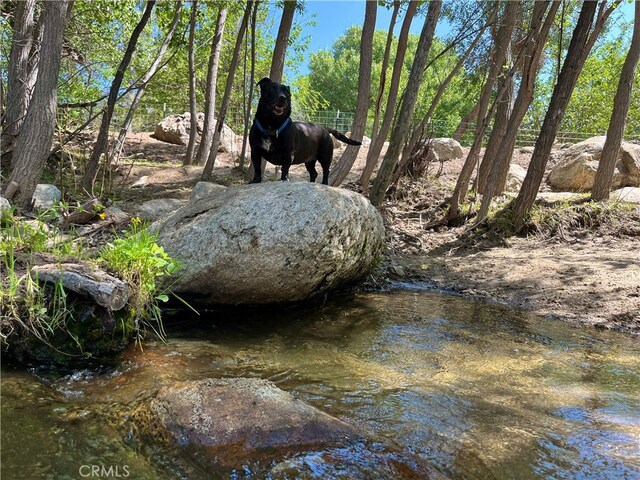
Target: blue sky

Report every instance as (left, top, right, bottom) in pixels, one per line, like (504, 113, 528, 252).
(269, 0, 636, 81)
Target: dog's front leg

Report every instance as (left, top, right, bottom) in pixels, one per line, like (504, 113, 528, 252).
(250, 149, 263, 183)
(280, 152, 293, 181)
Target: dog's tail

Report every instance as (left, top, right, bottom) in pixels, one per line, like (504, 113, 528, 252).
(327, 129, 362, 146)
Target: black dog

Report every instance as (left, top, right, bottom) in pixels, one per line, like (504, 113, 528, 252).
(249, 77, 361, 185)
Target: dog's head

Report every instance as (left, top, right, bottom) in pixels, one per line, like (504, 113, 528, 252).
(256, 77, 291, 121)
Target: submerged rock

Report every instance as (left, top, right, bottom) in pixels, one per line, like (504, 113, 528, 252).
(149, 378, 362, 449)
(155, 182, 384, 305)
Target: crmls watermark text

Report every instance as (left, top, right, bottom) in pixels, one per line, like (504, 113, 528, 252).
(79, 465, 130, 477)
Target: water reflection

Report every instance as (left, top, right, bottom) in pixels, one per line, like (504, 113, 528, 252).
(2, 289, 639, 479)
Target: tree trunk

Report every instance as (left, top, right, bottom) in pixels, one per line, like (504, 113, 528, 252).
(446, 0, 520, 221)
(193, 5, 228, 166)
(201, 2, 252, 179)
(360, 0, 418, 193)
(592, 0, 640, 201)
(328, 0, 377, 186)
(369, 0, 442, 207)
(452, 102, 479, 142)
(512, 0, 618, 229)
(111, 1, 182, 166)
(185, 0, 199, 165)
(82, 0, 156, 192)
(370, 0, 400, 143)
(240, 1, 259, 172)
(269, 0, 296, 83)
(397, 2, 498, 178)
(476, 1, 559, 223)
(2, 0, 69, 209)
(3, 0, 36, 141)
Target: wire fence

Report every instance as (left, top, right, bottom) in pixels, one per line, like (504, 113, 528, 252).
(62, 101, 640, 148)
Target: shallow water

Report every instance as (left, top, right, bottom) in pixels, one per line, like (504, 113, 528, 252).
(2, 288, 639, 479)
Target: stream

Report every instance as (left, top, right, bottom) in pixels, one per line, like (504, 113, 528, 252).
(2, 287, 639, 479)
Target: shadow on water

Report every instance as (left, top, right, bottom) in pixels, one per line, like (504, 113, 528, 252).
(2, 288, 639, 479)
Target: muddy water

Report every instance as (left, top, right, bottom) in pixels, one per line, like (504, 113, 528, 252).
(2, 288, 639, 479)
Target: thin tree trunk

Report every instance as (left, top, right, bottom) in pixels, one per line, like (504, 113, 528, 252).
(82, 0, 156, 192)
(512, 0, 619, 229)
(397, 2, 498, 177)
(201, 2, 251, 179)
(2, 0, 69, 209)
(369, 0, 442, 207)
(370, 0, 400, 142)
(592, 0, 640, 200)
(3, 0, 36, 140)
(240, 1, 259, 172)
(269, 0, 296, 83)
(329, 0, 377, 186)
(185, 0, 199, 164)
(360, 0, 418, 193)
(193, 5, 227, 166)
(446, 0, 520, 221)
(111, 1, 182, 166)
(475, 48, 514, 193)
(452, 102, 479, 142)
(476, 1, 559, 223)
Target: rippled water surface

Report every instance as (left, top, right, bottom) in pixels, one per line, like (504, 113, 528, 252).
(2, 289, 639, 479)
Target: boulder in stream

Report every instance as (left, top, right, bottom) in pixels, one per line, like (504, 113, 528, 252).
(148, 378, 362, 449)
(155, 182, 385, 305)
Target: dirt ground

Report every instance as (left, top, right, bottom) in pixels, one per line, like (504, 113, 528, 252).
(109, 132, 639, 335)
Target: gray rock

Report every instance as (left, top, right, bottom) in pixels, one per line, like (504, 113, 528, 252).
(505, 164, 527, 192)
(431, 138, 464, 161)
(149, 378, 362, 449)
(0, 197, 10, 214)
(610, 186, 640, 203)
(154, 112, 238, 155)
(189, 181, 227, 203)
(32, 184, 61, 209)
(134, 198, 185, 222)
(156, 182, 384, 305)
(548, 136, 640, 191)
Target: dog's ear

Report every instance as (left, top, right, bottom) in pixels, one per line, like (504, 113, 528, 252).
(257, 77, 271, 91)
(283, 85, 291, 97)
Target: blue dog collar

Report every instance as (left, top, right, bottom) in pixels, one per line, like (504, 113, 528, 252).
(254, 117, 291, 138)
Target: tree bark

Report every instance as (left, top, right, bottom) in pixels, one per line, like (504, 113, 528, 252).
(111, 1, 182, 166)
(369, 0, 442, 207)
(240, 1, 260, 172)
(397, 2, 498, 178)
(193, 5, 228, 166)
(185, 0, 199, 165)
(2, 0, 69, 209)
(476, 1, 559, 223)
(201, 2, 252, 179)
(452, 102, 479, 142)
(592, 0, 640, 201)
(370, 0, 400, 143)
(328, 0, 377, 186)
(269, 0, 297, 83)
(81, 0, 156, 193)
(512, 0, 619, 229)
(3, 0, 37, 140)
(446, 0, 520, 221)
(360, 0, 418, 193)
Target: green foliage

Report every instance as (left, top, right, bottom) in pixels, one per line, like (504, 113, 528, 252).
(98, 217, 180, 342)
(304, 25, 477, 136)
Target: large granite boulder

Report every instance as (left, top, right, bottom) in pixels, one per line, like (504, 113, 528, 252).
(547, 136, 640, 191)
(153, 112, 238, 155)
(431, 138, 464, 161)
(148, 378, 362, 450)
(155, 182, 384, 305)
